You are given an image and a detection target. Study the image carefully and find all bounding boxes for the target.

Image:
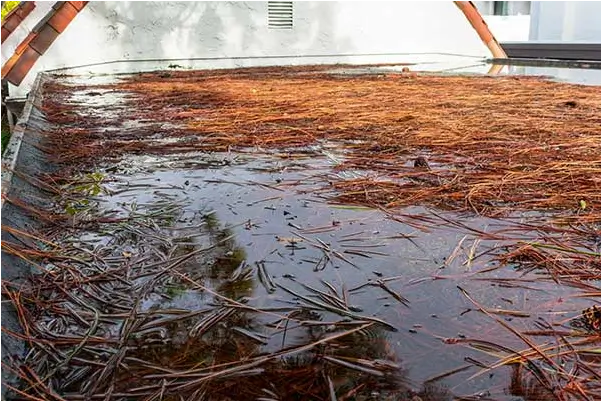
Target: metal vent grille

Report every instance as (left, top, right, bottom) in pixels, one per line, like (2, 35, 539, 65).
(268, 2, 293, 29)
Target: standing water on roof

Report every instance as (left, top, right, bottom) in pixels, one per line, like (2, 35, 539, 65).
(1, 67, 600, 400)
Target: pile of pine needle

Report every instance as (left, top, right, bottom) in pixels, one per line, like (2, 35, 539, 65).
(42, 66, 601, 220)
(4, 65, 598, 400)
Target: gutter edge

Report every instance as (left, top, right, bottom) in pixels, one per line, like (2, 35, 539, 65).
(1, 71, 47, 210)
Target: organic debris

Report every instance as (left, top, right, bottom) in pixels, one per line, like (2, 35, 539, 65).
(42, 66, 601, 220)
(571, 305, 601, 334)
(2, 218, 410, 400)
(2, 65, 600, 400)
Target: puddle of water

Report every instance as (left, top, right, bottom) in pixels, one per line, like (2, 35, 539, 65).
(7, 70, 599, 401)
(68, 150, 589, 398)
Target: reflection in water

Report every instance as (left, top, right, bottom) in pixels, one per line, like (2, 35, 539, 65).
(11, 195, 432, 400)
(9, 68, 600, 399)
(10, 164, 597, 400)
(9, 156, 598, 400)
(508, 364, 556, 401)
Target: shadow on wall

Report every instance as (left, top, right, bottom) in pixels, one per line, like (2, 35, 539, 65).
(82, 1, 356, 68)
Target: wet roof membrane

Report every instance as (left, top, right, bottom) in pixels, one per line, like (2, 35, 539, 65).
(1, 64, 600, 401)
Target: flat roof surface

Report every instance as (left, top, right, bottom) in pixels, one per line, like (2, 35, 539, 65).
(2, 64, 600, 400)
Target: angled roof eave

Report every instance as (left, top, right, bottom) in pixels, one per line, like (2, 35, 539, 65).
(454, 1, 507, 59)
(1, 1, 88, 86)
(1, 2, 37, 44)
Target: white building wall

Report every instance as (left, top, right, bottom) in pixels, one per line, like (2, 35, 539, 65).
(482, 16, 530, 42)
(472, 1, 531, 43)
(4, 1, 492, 98)
(529, 1, 601, 42)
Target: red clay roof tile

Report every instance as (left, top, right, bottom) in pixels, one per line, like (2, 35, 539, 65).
(2, 14, 23, 32)
(32, 11, 55, 33)
(50, 2, 88, 14)
(17, 2, 36, 17)
(14, 32, 37, 55)
(69, 1, 88, 11)
(2, 1, 88, 85)
(5, 46, 40, 85)
(1, 2, 36, 43)
(30, 24, 60, 54)
(47, 2, 78, 33)
(1, 27, 11, 41)
(0, 53, 18, 78)
(3, 2, 30, 25)
(52, 2, 66, 11)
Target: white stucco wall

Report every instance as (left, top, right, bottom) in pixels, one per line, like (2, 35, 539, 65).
(483, 15, 530, 42)
(4, 1, 493, 98)
(529, 1, 601, 42)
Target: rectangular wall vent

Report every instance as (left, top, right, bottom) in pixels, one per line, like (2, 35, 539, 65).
(268, 2, 293, 29)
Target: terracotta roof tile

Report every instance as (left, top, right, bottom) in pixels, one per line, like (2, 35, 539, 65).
(47, 2, 79, 33)
(0, 27, 12, 43)
(1, 52, 19, 78)
(1, 1, 88, 85)
(2, 13, 23, 32)
(52, 2, 66, 11)
(1, 2, 36, 43)
(32, 11, 56, 33)
(19, 0, 35, 18)
(30, 24, 60, 54)
(2, 4, 23, 26)
(52, 0, 89, 11)
(14, 32, 37, 55)
(69, 0, 89, 11)
(5, 46, 40, 85)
